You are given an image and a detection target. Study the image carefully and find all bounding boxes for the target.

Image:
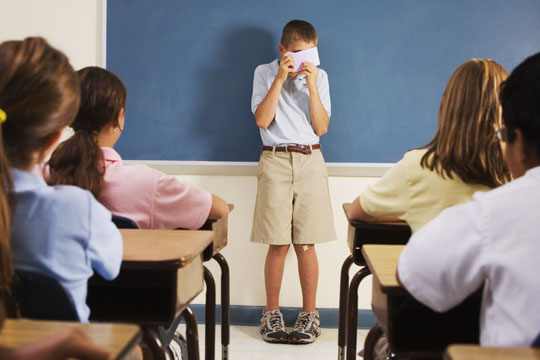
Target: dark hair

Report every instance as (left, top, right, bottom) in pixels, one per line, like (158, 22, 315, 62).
(500, 52, 540, 159)
(48, 67, 127, 198)
(280, 20, 318, 48)
(0, 37, 79, 306)
(420, 59, 511, 188)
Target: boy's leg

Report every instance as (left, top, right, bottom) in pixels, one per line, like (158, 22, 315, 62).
(264, 244, 290, 311)
(260, 244, 290, 343)
(288, 244, 322, 344)
(293, 244, 318, 312)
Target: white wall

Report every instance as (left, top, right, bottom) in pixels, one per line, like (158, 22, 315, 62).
(0, 0, 378, 311)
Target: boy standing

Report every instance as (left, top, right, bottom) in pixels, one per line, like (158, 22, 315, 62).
(250, 20, 336, 344)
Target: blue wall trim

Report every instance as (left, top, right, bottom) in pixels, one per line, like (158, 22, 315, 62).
(187, 305, 376, 329)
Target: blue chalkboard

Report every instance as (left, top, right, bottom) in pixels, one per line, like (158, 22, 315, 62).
(107, 0, 540, 163)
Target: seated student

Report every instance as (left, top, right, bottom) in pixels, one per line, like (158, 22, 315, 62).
(350, 59, 510, 232)
(0, 81, 110, 360)
(0, 37, 122, 323)
(398, 52, 540, 347)
(47, 66, 229, 230)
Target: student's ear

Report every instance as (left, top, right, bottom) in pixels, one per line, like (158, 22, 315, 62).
(506, 129, 539, 178)
(117, 108, 125, 131)
(278, 44, 286, 56)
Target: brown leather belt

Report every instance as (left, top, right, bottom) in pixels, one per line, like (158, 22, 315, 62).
(261, 144, 321, 155)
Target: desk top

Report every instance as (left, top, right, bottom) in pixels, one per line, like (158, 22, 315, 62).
(121, 229, 214, 266)
(0, 319, 140, 359)
(362, 244, 404, 292)
(445, 345, 540, 360)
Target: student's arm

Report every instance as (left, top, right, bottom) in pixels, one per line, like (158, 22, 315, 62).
(350, 197, 400, 222)
(0, 327, 111, 360)
(253, 54, 295, 129)
(208, 194, 229, 219)
(350, 158, 410, 222)
(87, 194, 123, 280)
(301, 61, 330, 136)
(398, 202, 485, 312)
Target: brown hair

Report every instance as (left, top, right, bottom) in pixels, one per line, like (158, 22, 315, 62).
(0, 126, 12, 308)
(281, 20, 318, 48)
(420, 59, 511, 187)
(0, 37, 79, 306)
(48, 67, 127, 198)
(0, 38, 80, 169)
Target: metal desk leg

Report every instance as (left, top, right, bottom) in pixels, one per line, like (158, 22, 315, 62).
(346, 267, 371, 360)
(204, 267, 216, 360)
(182, 306, 200, 360)
(338, 255, 354, 360)
(143, 327, 167, 360)
(213, 253, 230, 360)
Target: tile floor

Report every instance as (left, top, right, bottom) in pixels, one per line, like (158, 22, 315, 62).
(175, 324, 369, 360)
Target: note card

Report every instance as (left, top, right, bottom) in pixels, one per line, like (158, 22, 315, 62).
(287, 47, 320, 72)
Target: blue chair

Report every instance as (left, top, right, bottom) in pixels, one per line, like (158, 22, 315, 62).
(532, 332, 540, 348)
(111, 215, 138, 229)
(15, 269, 79, 321)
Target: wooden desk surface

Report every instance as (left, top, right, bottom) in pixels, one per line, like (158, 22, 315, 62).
(362, 244, 404, 292)
(0, 319, 140, 359)
(445, 345, 540, 360)
(121, 229, 215, 266)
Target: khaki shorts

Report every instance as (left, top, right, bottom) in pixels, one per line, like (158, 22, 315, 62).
(250, 148, 336, 245)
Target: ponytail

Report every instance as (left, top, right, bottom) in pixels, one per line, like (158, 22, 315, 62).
(0, 123, 13, 308)
(48, 129, 104, 198)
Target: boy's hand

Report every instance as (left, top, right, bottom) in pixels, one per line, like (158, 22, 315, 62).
(277, 54, 295, 82)
(300, 61, 318, 90)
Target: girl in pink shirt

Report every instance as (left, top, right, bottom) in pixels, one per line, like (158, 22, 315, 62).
(47, 67, 228, 229)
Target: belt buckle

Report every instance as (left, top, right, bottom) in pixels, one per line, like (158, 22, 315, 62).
(300, 145, 311, 155)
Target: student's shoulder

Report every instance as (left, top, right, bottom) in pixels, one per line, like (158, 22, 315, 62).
(47, 184, 96, 206)
(254, 60, 278, 74)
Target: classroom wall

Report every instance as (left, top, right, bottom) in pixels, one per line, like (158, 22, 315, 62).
(0, 0, 375, 311)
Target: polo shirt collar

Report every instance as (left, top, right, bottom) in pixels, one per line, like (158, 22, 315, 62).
(11, 168, 47, 192)
(101, 147, 123, 162)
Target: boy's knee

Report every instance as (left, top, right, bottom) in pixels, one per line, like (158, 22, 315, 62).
(293, 244, 314, 254)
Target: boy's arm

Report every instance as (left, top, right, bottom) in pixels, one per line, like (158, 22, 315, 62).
(254, 54, 295, 129)
(301, 62, 330, 136)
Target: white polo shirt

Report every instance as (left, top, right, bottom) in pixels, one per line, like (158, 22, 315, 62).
(251, 59, 331, 146)
(398, 166, 540, 347)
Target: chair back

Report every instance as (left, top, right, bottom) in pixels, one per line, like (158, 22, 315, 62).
(111, 215, 139, 229)
(15, 269, 79, 321)
(532, 331, 540, 348)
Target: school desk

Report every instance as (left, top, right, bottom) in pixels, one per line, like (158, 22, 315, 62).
(338, 203, 411, 360)
(0, 319, 140, 360)
(87, 229, 215, 360)
(362, 244, 481, 360)
(445, 345, 540, 360)
(198, 203, 233, 360)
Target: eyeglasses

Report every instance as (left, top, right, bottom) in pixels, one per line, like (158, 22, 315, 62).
(496, 127, 508, 142)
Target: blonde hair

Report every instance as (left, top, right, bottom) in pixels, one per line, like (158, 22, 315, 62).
(421, 59, 511, 187)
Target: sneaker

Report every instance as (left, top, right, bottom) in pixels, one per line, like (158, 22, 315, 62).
(259, 310, 288, 343)
(288, 311, 321, 344)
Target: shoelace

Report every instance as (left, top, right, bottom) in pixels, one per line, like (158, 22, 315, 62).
(294, 312, 312, 332)
(267, 311, 285, 331)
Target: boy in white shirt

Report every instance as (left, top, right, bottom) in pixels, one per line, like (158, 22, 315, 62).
(398, 52, 540, 347)
(251, 20, 335, 344)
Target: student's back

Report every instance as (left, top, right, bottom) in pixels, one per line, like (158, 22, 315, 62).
(0, 38, 122, 322)
(47, 67, 228, 229)
(351, 59, 511, 232)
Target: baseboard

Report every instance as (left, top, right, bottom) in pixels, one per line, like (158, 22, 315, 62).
(187, 305, 375, 329)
